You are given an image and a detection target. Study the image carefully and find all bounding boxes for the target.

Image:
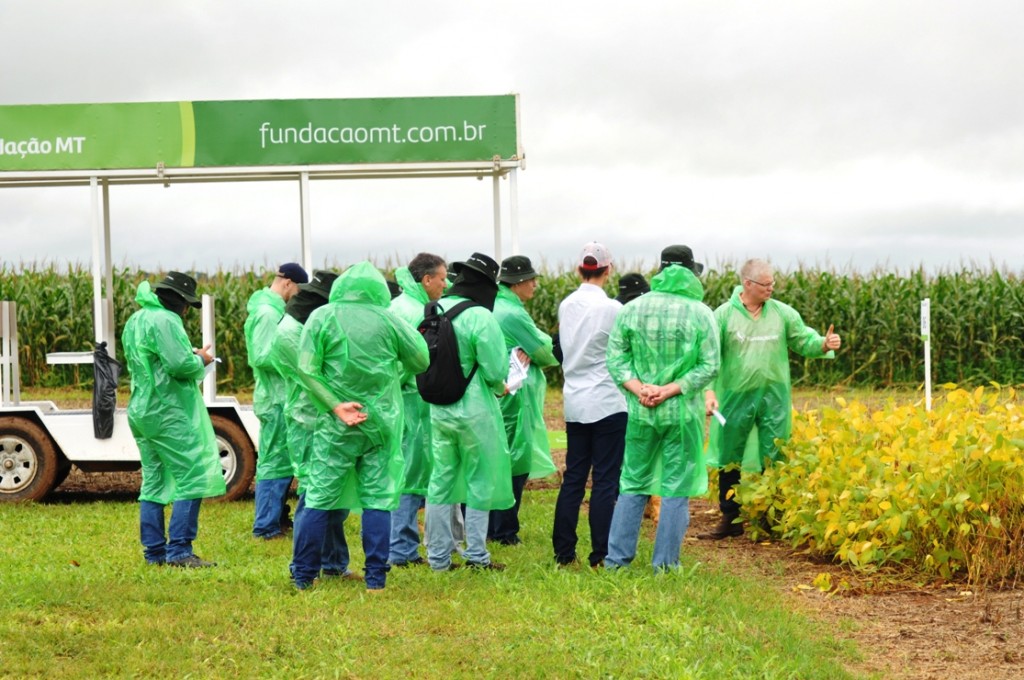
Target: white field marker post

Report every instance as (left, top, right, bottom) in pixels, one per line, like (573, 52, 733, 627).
(921, 298, 931, 412)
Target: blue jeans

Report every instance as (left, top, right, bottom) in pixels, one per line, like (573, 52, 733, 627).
(425, 503, 489, 570)
(389, 493, 425, 564)
(605, 494, 691, 571)
(552, 413, 626, 566)
(140, 498, 202, 564)
(253, 477, 292, 538)
(295, 494, 351, 574)
(291, 508, 391, 589)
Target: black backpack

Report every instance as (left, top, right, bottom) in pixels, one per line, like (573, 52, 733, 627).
(416, 299, 479, 405)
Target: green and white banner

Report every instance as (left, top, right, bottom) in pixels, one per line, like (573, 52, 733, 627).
(0, 95, 519, 172)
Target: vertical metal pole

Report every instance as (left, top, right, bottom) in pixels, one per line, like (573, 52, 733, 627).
(299, 172, 313, 273)
(202, 293, 217, 404)
(90, 177, 104, 345)
(509, 168, 520, 256)
(102, 180, 115, 354)
(1, 302, 10, 406)
(492, 174, 502, 261)
(921, 298, 932, 412)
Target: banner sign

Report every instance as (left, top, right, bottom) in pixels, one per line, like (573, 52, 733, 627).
(0, 95, 519, 172)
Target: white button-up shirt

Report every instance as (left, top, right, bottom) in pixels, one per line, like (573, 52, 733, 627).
(559, 283, 627, 423)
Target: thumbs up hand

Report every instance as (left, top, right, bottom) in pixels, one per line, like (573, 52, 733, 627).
(822, 324, 841, 352)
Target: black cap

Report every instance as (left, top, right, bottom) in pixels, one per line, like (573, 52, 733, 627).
(659, 245, 704, 275)
(154, 271, 202, 309)
(499, 255, 539, 285)
(616, 273, 650, 304)
(450, 252, 500, 282)
(277, 262, 309, 284)
(298, 269, 339, 300)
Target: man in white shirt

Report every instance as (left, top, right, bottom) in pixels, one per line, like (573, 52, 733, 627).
(551, 242, 627, 568)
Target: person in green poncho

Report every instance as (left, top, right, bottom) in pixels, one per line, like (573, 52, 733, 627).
(246, 262, 308, 540)
(701, 258, 841, 539)
(604, 245, 720, 571)
(289, 262, 429, 591)
(488, 255, 558, 546)
(424, 252, 514, 572)
(122, 272, 225, 568)
(388, 253, 450, 567)
(270, 269, 361, 581)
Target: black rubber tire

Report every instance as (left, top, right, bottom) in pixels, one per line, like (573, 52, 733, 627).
(209, 414, 256, 502)
(0, 417, 59, 502)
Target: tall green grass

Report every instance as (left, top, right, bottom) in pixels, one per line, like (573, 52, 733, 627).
(0, 490, 862, 678)
(2, 262, 1022, 390)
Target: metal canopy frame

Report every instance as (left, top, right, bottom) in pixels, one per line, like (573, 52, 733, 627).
(0, 157, 524, 359)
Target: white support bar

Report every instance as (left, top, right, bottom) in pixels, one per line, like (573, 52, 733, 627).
(201, 294, 217, 404)
(102, 180, 115, 354)
(46, 352, 94, 364)
(921, 298, 932, 412)
(1, 301, 20, 406)
(492, 174, 502, 261)
(90, 177, 104, 346)
(299, 171, 313, 272)
(509, 168, 520, 256)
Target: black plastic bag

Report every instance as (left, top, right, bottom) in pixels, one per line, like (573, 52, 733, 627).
(92, 341, 123, 439)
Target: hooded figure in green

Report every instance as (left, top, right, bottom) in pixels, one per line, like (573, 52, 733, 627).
(604, 245, 720, 571)
(701, 258, 840, 540)
(488, 255, 559, 546)
(387, 255, 450, 566)
(424, 252, 514, 572)
(122, 273, 224, 567)
(289, 261, 428, 591)
(245, 262, 308, 539)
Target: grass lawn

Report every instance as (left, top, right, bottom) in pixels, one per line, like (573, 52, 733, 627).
(0, 489, 863, 679)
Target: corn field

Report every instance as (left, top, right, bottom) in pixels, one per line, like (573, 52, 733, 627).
(1, 263, 1022, 391)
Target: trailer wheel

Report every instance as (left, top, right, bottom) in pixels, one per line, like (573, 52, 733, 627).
(0, 417, 59, 502)
(209, 415, 255, 502)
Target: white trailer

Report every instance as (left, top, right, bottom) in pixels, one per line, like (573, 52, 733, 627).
(0, 95, 524, 501)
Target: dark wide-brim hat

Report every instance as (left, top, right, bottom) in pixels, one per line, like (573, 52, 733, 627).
(450, 252, 500, 282)
(298, 269, 339, 300)
(154, 271, 202, 309)
(659, 245, 704, 275)
(616, 273, 650, 304)
(499, 255, 538, 285)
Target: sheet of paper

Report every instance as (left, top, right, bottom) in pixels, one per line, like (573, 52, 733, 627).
(506, 347, 529, 394)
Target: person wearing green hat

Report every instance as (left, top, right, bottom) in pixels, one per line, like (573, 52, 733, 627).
(701, 258, 841, 539)
(122, 271, 225, 568)
(424, 252, 515, 572)
(489, 254, 559, 545)
(270, 269, 361, 580)
(246, 262, 308, 540)
(290, 262, 429, 591)
(604, 245, 720, 571)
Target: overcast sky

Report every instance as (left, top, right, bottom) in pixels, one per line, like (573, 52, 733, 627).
(2, 1, 1023, 275)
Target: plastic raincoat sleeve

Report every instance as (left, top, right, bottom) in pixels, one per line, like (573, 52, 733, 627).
(606, 315, 639, 387)
(388, 307, 430, 376)
(152, 313, 206, 380)
(296, 308, 348, 412)
(672, 307, 720, 395)
(783, 305, 834, 359)
(495, 289, 558, 367)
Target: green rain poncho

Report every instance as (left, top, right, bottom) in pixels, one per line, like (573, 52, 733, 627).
(270, 313, 337, 493)
(492, 285, 558, 479)
(122, 281, 226, 504)
(426, 297, 514, 511)
(707, 286, 833, 471)
(389, 266, 434, 496)
(244, 287, 293, 480)
(297, 262, 429, 512)
(606, 265, 720, 498)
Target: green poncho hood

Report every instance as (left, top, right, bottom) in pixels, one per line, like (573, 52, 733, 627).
(650, 264, 704, 300)
(394, 266, 430, 306)
(330, 262, 391, 307)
